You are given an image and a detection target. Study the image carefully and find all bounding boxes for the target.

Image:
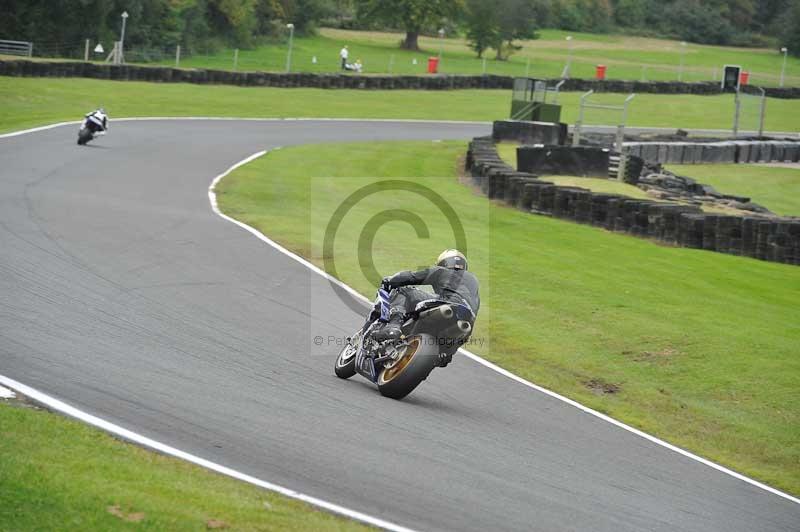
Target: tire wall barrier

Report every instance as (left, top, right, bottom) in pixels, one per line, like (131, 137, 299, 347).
(466, 136, 800, 265)
(2, 59, 800, 97)
(625, 140, 800, 164)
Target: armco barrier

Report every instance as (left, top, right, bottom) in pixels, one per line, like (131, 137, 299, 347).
(466, 136, 800, 265)
(2, 58, 799, 97)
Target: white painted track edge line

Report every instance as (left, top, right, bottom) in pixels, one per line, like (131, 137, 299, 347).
(210, 150, 800, 507)
(0, 374, 417, 532)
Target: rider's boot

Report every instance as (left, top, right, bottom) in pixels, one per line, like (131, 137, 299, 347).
(372, 311, 403, 341)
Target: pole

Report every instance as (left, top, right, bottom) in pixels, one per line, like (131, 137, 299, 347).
(733, 89, 741, 137)
(438, 28, 444, 61)
(780, 47, 788, 88)
(678, 41, 686, 81)
(758, 87, 766, 138)
(84, 39, 90, 62)
(233, 48, 239, 71)
(175, 44, 181, 68)
(285, 24, 294, 73)
(565, 35, 573, 79)
(574, 89, 593, 147)
(118, 11, 128, 64)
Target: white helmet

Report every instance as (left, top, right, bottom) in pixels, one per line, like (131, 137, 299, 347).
(436, 249, 467, 270)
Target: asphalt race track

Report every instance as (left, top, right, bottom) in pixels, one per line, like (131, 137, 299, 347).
(1, 119, 798, 531)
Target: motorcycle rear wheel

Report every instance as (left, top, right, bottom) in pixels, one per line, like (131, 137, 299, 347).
(77, 128, 92, 145)
(377, 334, 437, 400)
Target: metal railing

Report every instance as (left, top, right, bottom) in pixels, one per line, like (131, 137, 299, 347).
(734, 86, 766, 138)
(573, 90, 636, 152)
(0, 39, 33, 57)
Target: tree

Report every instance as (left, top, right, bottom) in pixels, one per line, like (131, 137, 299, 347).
(355, 0, 463, 50)
(464, 0, 543, 60)
(464, 0, 498, 58)
(493, 0, 544, 60)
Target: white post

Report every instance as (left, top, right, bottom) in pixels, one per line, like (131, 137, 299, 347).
(84, 39, 90, 61)
(175, 44, 181, 68)
(233, 48, 238, 71)
(285, 23, 294, 73)
(438, 28, 445, 61)
(564, 35, 573, 79)
(118, 11, 128, 65)
(780, 47, 788, 88)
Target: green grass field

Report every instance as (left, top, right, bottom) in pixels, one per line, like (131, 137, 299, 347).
(0, 400, 369, 531)
(2, 77, 800, 135)
(216, 140, 800, 496)
(668, 163, 800, 216)
(140, 28, 800, 87)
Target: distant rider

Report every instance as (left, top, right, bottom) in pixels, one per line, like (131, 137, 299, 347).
(371, 250, 480, 365)
(83, 108, 108, 134)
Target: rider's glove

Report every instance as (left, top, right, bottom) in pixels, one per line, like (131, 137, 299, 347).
(381, 277, 393, 290)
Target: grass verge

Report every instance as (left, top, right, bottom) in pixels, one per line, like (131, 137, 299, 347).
(216, 140, 800, 496)
(0, 399, 370, 531)
(667, 163, 800, 216)
(142, 27, 800, 87)
(3, 77, 800, 134)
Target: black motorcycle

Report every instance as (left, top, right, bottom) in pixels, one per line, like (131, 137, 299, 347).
(335, 287, 474, 399)
(77, 121, 104, 146)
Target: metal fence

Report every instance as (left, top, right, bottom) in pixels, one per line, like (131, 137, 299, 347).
(734, 86, 767, 138)
(0, 39, 33, 57)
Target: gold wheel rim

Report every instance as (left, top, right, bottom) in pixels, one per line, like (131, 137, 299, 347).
(379, 337, 421, 384)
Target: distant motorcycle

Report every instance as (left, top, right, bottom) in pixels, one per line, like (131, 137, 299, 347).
(77, 109, 107, 146)
(77, 122, 104, 146)
(335, 287, 474, 399)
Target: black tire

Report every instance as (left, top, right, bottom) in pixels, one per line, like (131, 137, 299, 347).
(377, 334, 438, 400)
(334, 336, 358, 379)
(77, 128, 92, 145)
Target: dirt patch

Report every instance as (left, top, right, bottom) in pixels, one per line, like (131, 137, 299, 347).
(626, 347, 679, 363)
(584, 378, 621, 395)
(107, 505, 145, 522)
(206, 519, 229, 529)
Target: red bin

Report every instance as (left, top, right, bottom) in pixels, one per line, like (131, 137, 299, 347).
(739, 71, 749, 85)
(427, 56, 439, 74)
(595, 64, 607, 80)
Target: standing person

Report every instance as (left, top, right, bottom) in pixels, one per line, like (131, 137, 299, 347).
(340, 45, 348, 70)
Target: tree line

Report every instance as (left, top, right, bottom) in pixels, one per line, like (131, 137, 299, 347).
(0, 0, 797, 58)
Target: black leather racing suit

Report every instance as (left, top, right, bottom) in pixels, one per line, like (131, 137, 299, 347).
(384, 266, 480, 320)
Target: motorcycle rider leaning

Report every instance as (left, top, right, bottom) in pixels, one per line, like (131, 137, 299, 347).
(84, 108, 108, 133)
(371, 250, 480, 365)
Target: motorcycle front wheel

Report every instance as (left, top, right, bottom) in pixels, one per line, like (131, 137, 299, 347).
(377, 334, 437, 400)
(334, 334, 358, 379)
